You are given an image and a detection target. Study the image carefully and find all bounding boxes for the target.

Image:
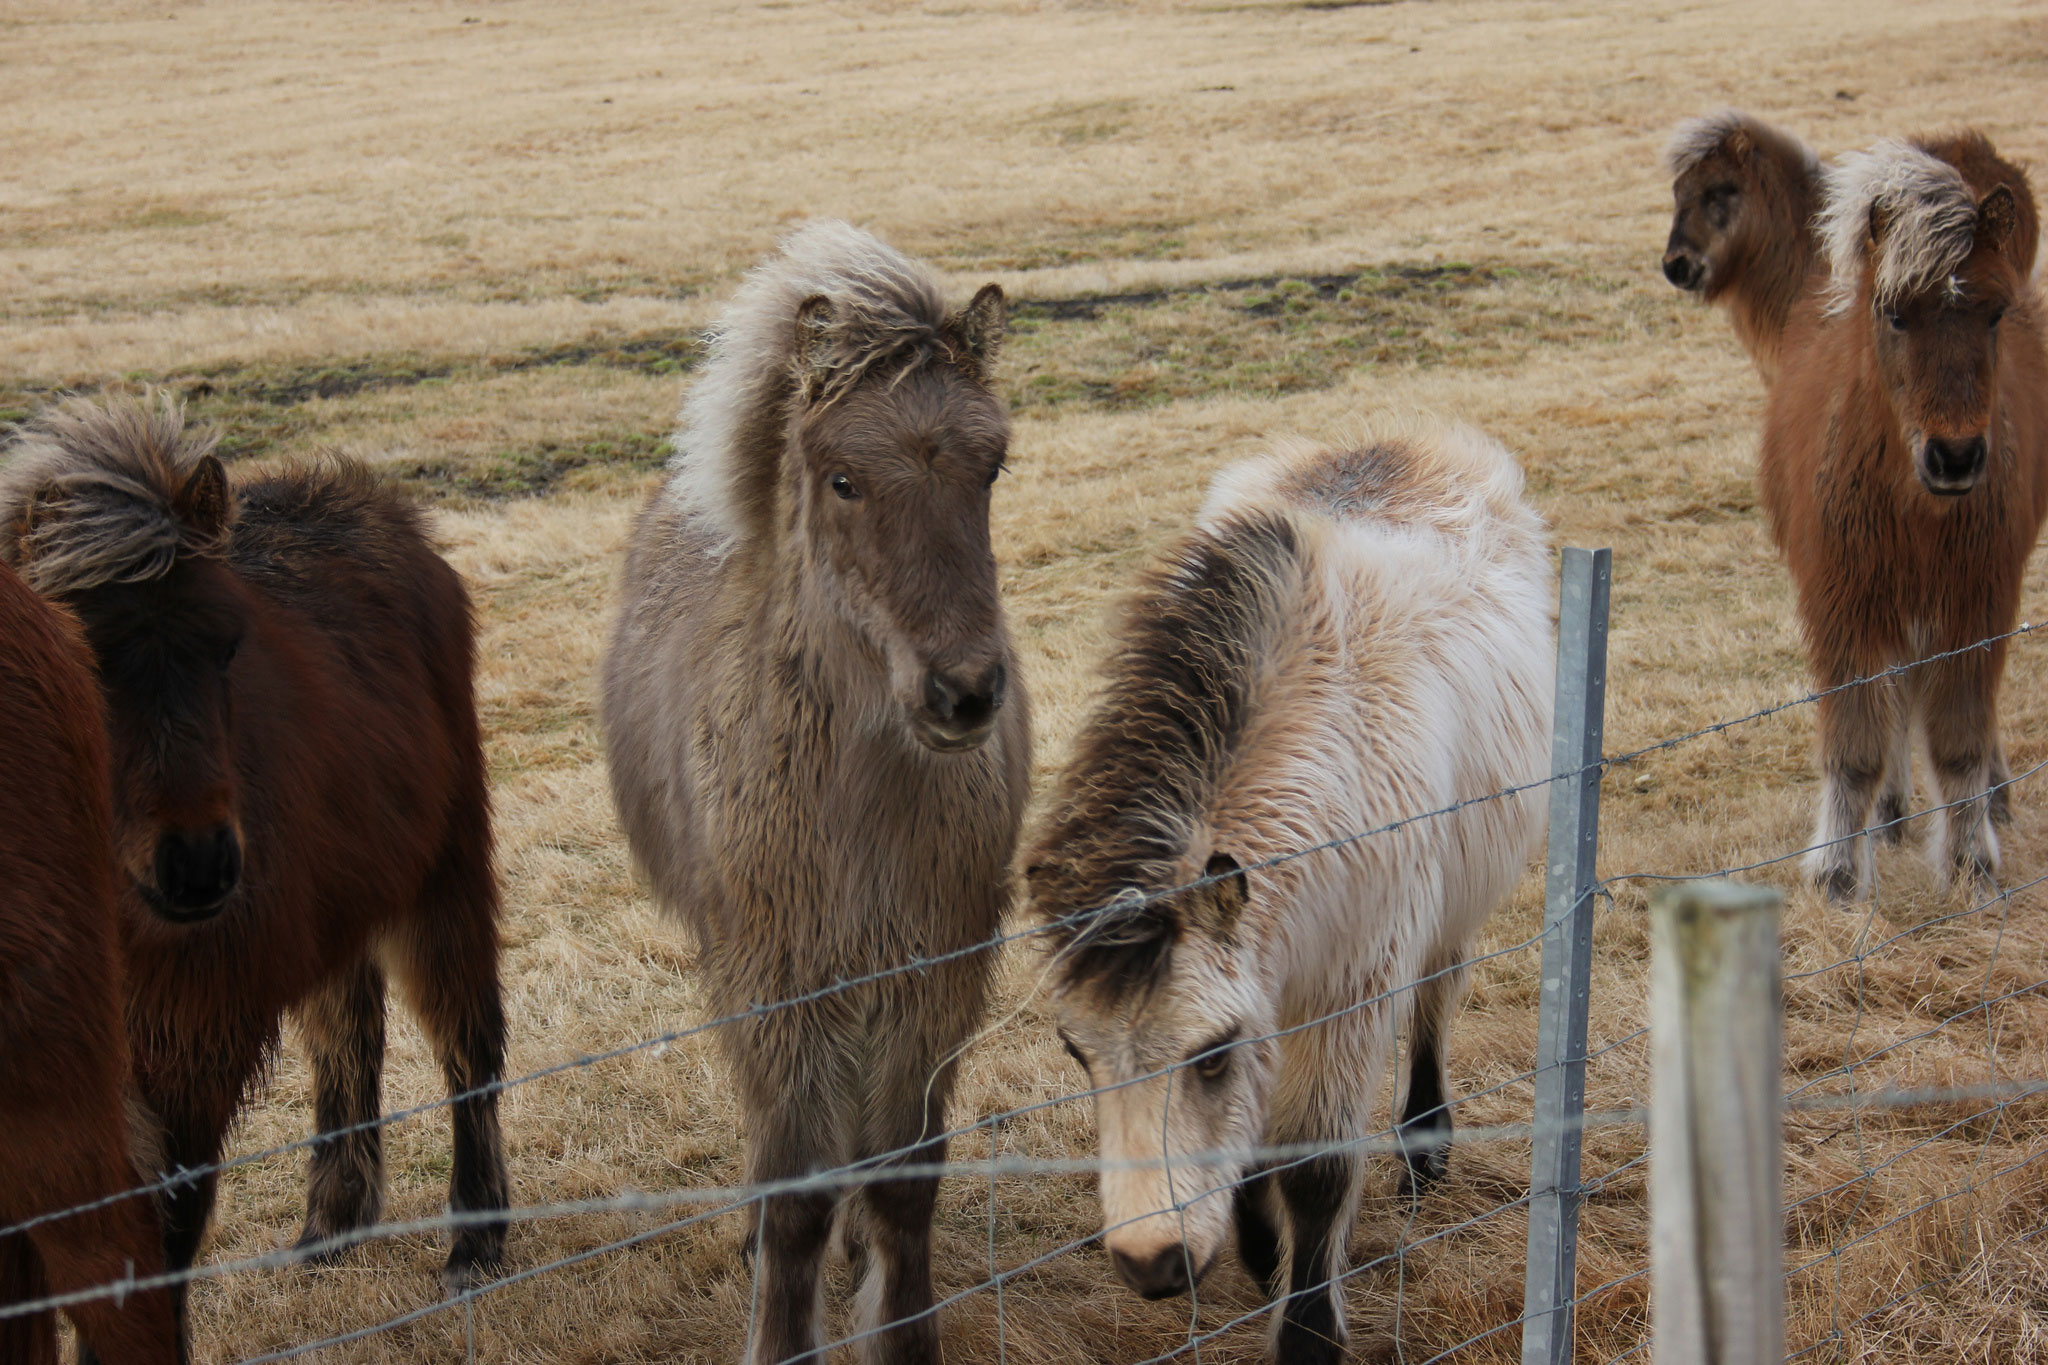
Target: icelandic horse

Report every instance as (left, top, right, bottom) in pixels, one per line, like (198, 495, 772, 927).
(1760, 134, 2046, 901)
(0, 398, 511, 1331)
(602, 221, 1030, 1365)
(1662, 109, 1826, 384)
(0, 561, 182, 1364)
(1026, 425, 1551, 1365)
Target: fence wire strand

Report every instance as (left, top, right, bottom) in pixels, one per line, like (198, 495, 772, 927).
(7, 619, 2045, 1363)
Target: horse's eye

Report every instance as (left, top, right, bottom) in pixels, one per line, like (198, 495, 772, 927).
(984, 463, 1004, 489)
(829, 473, 860, 501)
(1886, 312, 1907, 332)
(1989, 308, 2006, 331)
(218, 636, 242, 668)
(1193, 1046, 1231, 1081)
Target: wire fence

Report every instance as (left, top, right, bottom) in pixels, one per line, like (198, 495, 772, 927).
(6, 564, 2046, 1363)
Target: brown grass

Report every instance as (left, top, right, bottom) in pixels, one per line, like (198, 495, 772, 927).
(8, 0, 2048, 1361)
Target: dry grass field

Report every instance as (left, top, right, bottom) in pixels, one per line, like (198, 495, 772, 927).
(6, 1, 2048, 1361)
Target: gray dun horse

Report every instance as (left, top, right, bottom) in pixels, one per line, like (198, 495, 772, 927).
(1027, 424, 1551, 1365)
(602, 221, 1029, 1365)
(1762, 134, 2045, 902)
(1663, 109, 1825, 383)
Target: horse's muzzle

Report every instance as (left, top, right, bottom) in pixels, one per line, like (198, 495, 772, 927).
(1110, 1241, 1218, 1300)
(913, 659, 1006, 753)
(1918, 434, 1988, 496)
(149, 824, 243, 921)
(1662, 249, 1705, 292)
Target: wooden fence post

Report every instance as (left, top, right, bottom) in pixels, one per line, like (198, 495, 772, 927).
(1650, 880, 1785, 1364)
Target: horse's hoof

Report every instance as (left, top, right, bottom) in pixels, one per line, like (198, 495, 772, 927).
(1396, 1123, 1451, 1196)
(441, 1233, 506, 1297)
(291, 1224, 353, 1267)
(1812, 863, 1865, 906)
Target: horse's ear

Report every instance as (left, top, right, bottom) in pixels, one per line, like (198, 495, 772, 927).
(1723, 125, 1754, 165)
(1867, 198, 1892, 248)
(179, 455, 232, 542)
(1978, 184, 2021, 260)
(1185, 850, 1248, 944)
(794, 294, 838, 405)
(949, 283, 1006, 381)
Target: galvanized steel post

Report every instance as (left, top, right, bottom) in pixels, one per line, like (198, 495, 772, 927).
(1520, 546, 1611, 1365)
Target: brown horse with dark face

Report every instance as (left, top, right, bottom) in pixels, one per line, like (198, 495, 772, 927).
(0, 399, 511, 1323)
(1761, 134, 2047, 902)
(1663, 110, 1825, 384)
(0, 561, 182, 1364)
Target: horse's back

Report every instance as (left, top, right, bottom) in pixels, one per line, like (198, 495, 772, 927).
(232, 459, 475, 694)
(1206, 426, 1552, 951)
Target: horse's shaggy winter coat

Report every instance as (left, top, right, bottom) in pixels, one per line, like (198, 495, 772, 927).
(1761, 134, 2047, 900)
(0, 561, 182, 1365)
(1662, 109, 1825, 382)
(0, 398, 510, 1311)
(1029, 423, 1551, 1365)
(603, 221, 1029, 1365)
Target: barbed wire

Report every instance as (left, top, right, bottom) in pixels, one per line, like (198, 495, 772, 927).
(7, 620, 2044, 1361)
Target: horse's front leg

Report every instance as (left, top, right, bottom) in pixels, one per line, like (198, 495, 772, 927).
(1803, 675, 1897, 903)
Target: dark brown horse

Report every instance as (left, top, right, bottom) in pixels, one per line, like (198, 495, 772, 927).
(0, 561, 182, 1365)
(0, 399, 510, 1322)
(1761, 134, 2047, 901)
(1662, 109, 1825, 383)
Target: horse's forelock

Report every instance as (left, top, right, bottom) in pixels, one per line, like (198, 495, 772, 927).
(1821, 141, 1981, 316)
(664, 221, 972, 551)
(0, 397, 226, 595)
(1665, 109, 1750, 178)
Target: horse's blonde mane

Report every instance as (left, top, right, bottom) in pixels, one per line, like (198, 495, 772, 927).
(0, 396, 226, 595)
(1665, 109, 1749, 177)
(662, 219, 952, 557)
(1665, 108, 1820, 181)
(1821, 140, 1980, 316)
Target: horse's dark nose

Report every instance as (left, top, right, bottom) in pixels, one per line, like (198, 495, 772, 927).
(1112, 1244, 1192, 1300)
(917, 659, 1006, 750)
(153, 824, 241, 919)
(1920, 434, 1988, 494)
(1662, 251, 1703, 291)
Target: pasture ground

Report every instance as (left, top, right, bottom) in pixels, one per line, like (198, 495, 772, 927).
(6, 1, 2048, 1360)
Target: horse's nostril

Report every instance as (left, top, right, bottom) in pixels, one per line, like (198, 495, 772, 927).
(923, 670, 961, 723)
(1662, 254, 1699, 290)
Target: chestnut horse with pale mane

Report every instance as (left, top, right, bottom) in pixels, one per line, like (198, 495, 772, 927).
(1761, 133, 2046, 902)
(0, 399, 510, 1330)
(1663, 109, 1826, 384)
(0, 561, 182, 1365)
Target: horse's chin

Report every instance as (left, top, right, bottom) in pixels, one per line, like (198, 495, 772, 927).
(133, 879, 231, 925)
(909, 716, 997, 754)
(1917, 473, 1980, 499)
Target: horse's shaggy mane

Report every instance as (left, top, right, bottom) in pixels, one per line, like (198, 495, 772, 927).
(1820, 140, 1981, 316)
(663, 219, 961, 557)
(1664, 108, 1818, 181)
(1031, 511, 1302, 996)
(0, 397, 226, 596)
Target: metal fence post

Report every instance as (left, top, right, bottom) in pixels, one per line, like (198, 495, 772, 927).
(1520, 546, 1611, 1365)
(1649, 880, 1786, 1364)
